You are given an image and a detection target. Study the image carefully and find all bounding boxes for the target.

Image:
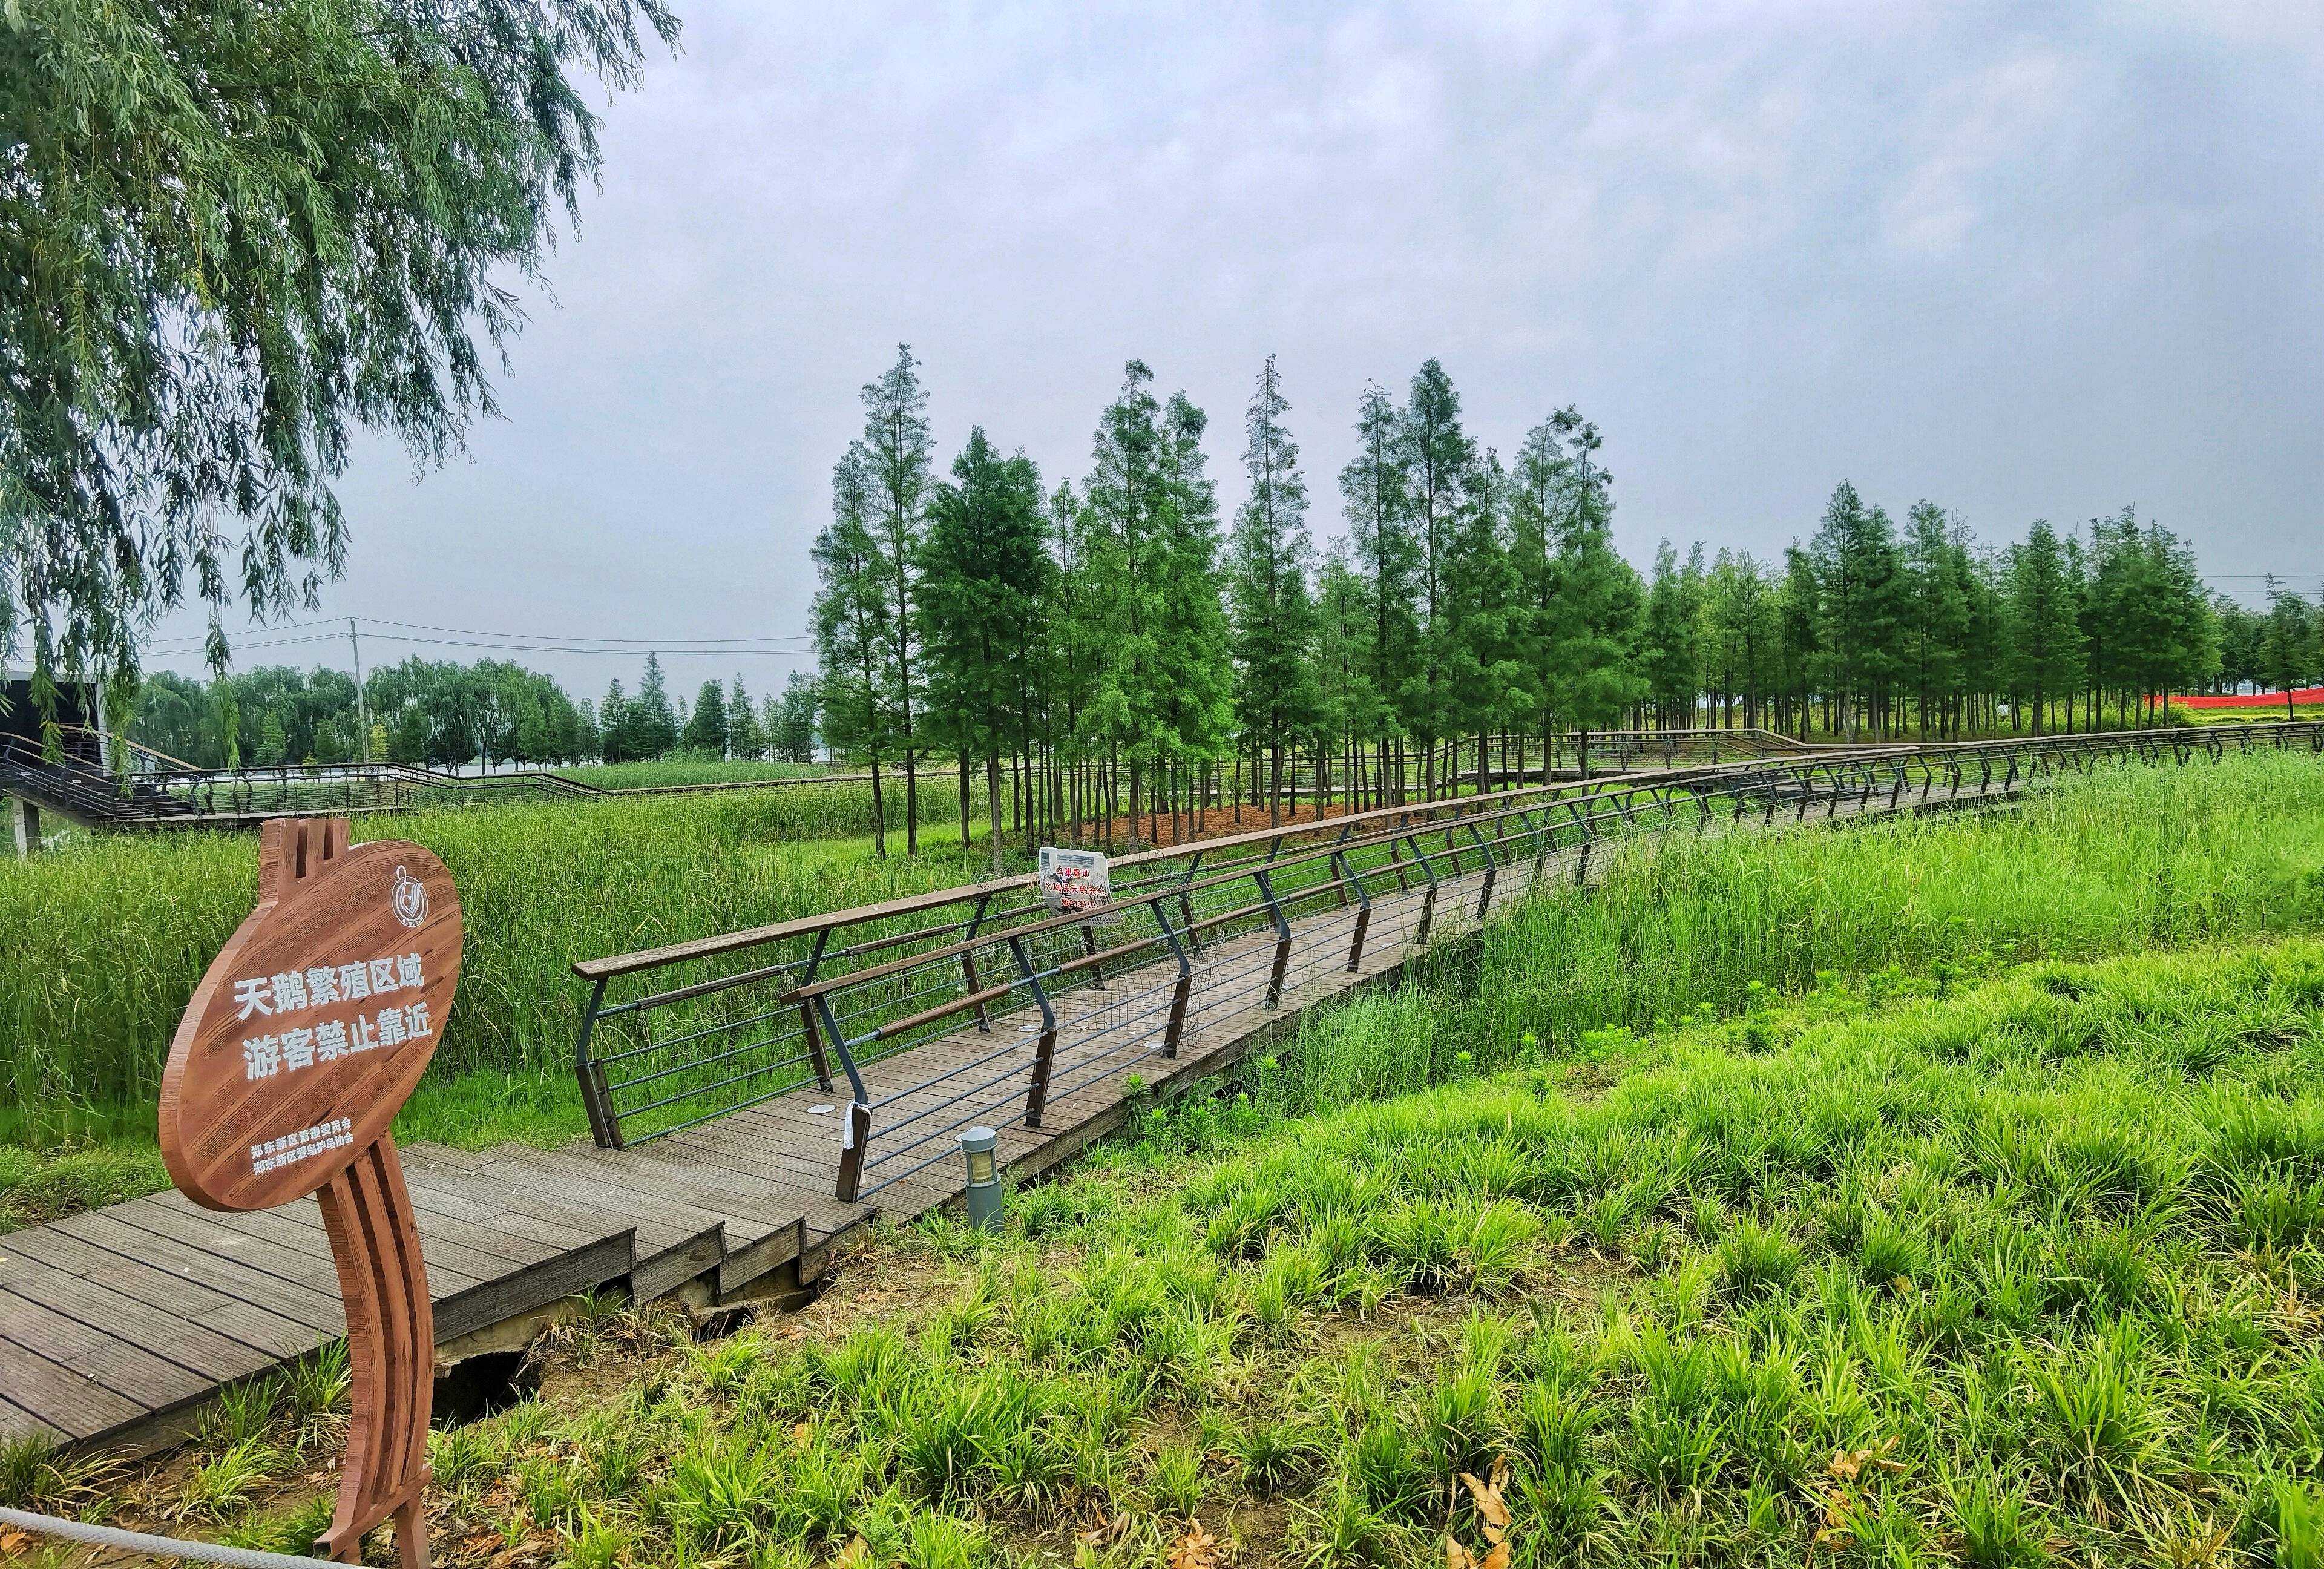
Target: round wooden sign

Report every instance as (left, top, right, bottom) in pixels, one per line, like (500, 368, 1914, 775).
(159, 820, 461, 1212)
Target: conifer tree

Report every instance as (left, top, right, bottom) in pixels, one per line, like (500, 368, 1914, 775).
(1901, 502, 1969, 737)
(1155, 389, 1236, 834)
(771, 673, 819, 764)
(1075, 362, 1173, 846)
(597, 680, 628, 763)
(1541, 423, 1646, 774)
(1397, 359, 1476, 795)
(2260, 585, 2317, 717)
(1338, 383, 1417, 803)
(919, 427, 1053, 872)
(855, 345, 934, 852)
(1643, 541, 1706, 730)
(681, 678, 729, 755)
(630, 653, 680, 758)
(2004, 521, 2086, 734)
(727, 676, 764, 760)
(1443, 449, 1523, 789)
(813, 449, 898, 855)
(1227, 356, 1320, 825)
(1808, 482, 1906, 739)
(1311, 552, 1378, 806)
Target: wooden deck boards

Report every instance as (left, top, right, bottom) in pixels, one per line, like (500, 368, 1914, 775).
(0, 775, 2003, 1453)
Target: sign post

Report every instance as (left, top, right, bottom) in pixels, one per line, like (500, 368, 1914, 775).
(158, 818, 461, 1568)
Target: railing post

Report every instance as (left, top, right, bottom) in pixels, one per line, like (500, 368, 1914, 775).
(1256, 867, 1294, 1008)
(574, 978, 622, 1150)
(1178, 852, 1205, 955)
(1334, 849, 1372, 972)
(798, 929, 835, 1091)
(1407, 834, 1443, 942)
(1468, 821, 1497, 921)
(1151, 899, 1194, 1058)
(1006, 934, 1060, 1128)
(961, 893, 996, 1030)
(815, 993, 873, 1202)
(1079, 926, 1107, 989)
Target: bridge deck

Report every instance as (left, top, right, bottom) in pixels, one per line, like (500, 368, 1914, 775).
(0, 774, 1993, 1453)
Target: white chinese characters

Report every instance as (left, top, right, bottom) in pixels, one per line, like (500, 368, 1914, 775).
(249, 1116, 355, 1176)
(234, 953, 430, 1081)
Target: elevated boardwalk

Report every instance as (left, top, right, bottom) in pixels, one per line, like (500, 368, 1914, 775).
(5, 723, 2317, 1454)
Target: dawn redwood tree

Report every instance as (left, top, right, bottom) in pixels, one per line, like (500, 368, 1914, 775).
(1643, 540, 1707, 731)
(0, 0, 678, 740)
(854, 345, 934, 853)
(1075, 363, 1173, 846)
(1442, 449, 1522, 789)
(1398, 359, 1477, 795)
(1311, 551, 1378, 808)
(681, 678, 728, 755)
(770, 673, 820, 763)
(919, 427, 1052, 872)
(1808, 482, 1906, 740)
(726, 675, 764, 760)
(629, 654, 680, 758)
(2260, 584, 2317, 717)
(1338, 382, 1417, 804)
(1226, 357, 1320, 826)
(1541, 425, 1646, 774)
(2004, 521, 2086, 735)
(1900, 502, 1969, 736)
(813, 449, 899, 856)
(1154, 389, 1236, 835)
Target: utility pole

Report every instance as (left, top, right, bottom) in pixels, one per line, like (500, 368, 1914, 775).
(348, 619, 370, 761)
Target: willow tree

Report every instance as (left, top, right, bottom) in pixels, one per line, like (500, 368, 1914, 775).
(0, 0, 679, 739)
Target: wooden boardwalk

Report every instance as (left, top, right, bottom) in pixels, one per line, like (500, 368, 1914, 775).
(0, 772, 2001, 1454)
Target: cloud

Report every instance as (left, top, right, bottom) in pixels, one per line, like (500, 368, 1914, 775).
(143, 1, 2323, 694)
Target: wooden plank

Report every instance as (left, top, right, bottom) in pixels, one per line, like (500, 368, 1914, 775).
(0, 1288, 215, 1410)
(0, 1390, 67, 1444)
(394, 1156, 637, 1257)
(0, 1228, 320, 1363)
(420, 1146, 740, 1244)
(117, 1196, 392, 1300)
(483, 1144, 791, 1241)
(0, 1336, 155, 1440)
(433, 1231, 640, 1344)
(45, 1208, 344, 1333)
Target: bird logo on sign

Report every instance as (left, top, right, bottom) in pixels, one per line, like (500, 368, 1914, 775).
(391, 864, 428, 928)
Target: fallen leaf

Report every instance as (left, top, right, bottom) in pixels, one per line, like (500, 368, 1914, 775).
(835, 1534, 872, 1569)
(1479, 1544, 1509, 1569)
(1444, 1534, 1475, 1569)
(1168, 1522, 1226, 1569)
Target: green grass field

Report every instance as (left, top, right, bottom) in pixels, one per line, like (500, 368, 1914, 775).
(24, 938, 2324, 1567)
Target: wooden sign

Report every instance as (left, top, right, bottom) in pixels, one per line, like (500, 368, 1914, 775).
(159, 818, 458, 1568)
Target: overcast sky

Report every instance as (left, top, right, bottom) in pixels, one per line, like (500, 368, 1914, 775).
(144, 1, 2324, 699)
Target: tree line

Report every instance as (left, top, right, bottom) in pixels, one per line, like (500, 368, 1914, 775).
(812, 345, 2316, 860)
(128, 656, 821, 772)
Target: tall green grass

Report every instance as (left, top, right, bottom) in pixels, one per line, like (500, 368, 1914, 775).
(0, 795, 978, 1142)
(553, 758, 849, 790)
(5, 750, 2319, 1157)
(1456, 748, 2324, 1067)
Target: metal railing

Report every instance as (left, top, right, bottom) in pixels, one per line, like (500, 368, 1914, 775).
(569, 720, 2324, 1202)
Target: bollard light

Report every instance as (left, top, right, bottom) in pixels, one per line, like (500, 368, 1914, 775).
(959, 1126, 1003, 1231)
